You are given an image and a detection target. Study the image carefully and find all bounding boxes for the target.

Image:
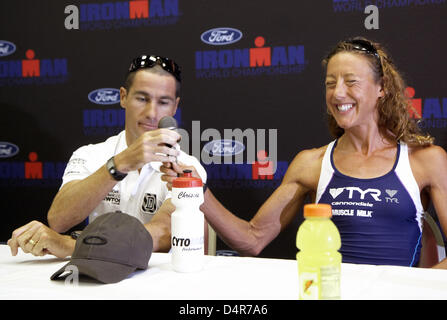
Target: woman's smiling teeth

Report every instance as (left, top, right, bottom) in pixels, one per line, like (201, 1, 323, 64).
(337, 103, 354, 111)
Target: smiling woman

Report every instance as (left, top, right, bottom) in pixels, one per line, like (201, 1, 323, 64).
(199, 36, 447, 269)
(322, 37, 433, 147)
(324, 52, 385, 134)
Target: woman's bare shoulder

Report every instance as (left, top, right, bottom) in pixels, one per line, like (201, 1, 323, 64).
(409, 144, 447, 186)
(283, 144, 330, 188)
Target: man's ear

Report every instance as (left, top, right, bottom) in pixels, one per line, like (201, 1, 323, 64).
(120, 87, 127, 109)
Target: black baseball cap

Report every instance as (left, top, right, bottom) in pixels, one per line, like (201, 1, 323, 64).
(51, 211, 153, 284)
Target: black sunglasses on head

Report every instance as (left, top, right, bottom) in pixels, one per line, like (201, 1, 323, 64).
(346, 39, 383, 76)
(128, 54, 182, 83)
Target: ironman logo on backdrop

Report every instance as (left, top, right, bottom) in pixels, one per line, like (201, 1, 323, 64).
(195, 27, 308, 79)
(0, 46, 68, 86)
(64, 0, 181, 30)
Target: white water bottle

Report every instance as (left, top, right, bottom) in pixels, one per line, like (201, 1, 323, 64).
(171, 169, 205, 272)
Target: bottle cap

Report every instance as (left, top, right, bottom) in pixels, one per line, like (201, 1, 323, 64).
(303, 203, 332, 218)
(172, 170, 203, 188)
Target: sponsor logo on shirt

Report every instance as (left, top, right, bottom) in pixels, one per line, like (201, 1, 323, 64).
(328, 187, 399, 219)
(104, 190, 120, 205)
(329, 187, 381, 201)
(385, 189, 399, 203)
(142, 192, 157, 214)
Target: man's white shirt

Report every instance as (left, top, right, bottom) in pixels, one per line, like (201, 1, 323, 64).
(61, 130, 207, 224)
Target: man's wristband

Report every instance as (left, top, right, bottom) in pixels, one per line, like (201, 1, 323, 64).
(106, 156, 127, 181)
(70, 231, 82, 240)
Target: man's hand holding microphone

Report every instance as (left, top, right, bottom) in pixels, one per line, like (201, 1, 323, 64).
(113, 116, 181, 174)
(155, 116, 203, 190)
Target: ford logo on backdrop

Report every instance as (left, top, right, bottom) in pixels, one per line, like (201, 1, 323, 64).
(88, 88, 120, 105)
(0, 40, 16, 57)
(0, 142, 19, 158)
(200, 27, 243, 46)
(203, 139, 245, 156)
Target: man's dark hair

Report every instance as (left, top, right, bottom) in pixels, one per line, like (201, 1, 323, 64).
(124, 65, 181, 97)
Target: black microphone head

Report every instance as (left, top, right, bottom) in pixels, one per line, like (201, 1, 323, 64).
(158, 116, 178, 130)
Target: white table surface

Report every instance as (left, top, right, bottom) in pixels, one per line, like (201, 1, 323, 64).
(1, 245, 447, 300)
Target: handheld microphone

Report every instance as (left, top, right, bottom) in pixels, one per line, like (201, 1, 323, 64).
(158, 116, 178, 149)
(158, 116, 178, 131)
(154, 116, 207, 184)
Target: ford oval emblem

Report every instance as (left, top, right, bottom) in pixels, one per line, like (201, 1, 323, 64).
(0, 40, 16, 57)
(200, 27, 243, 46)
(88, 88, 120, 105)
(203, 139, 245, 156)
(0, 142, 19, 158)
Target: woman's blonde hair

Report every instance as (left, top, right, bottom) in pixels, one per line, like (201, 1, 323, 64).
(322, 37, 433, 147)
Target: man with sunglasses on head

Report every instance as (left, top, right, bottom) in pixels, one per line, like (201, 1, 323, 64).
(8, 55, 206, 258)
